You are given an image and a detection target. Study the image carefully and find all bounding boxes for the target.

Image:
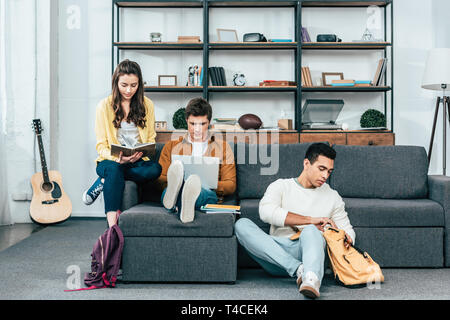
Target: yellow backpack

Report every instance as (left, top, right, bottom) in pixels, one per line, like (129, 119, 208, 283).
(323, 227, 384, 287)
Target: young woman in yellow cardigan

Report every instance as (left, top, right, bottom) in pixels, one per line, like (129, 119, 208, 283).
(83, 59, 161, 227)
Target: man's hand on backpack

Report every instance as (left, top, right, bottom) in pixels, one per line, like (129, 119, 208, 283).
(311, 217, 337, 231)
(344, 233, 353, 249)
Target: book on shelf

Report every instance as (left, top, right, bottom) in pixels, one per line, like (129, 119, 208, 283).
(301, 27, 311, 42)
(332, 79, 355, 84)
(218, 67, 227, 86)
(331, 83, 355, 87)
(208, 66, 227, 86)
(301, 68, 306, 86)
(213, 118, 237, 123)
(372, 58, 388, 86)
(331, 80, 355, 86)
(259, 80, 296, 87)
(211, 123, 242, 130)
(301, 67, 313, 87)
(268, 39, 293, 42)
(177, 36, 201, 43)
(377, 59, 388, 86)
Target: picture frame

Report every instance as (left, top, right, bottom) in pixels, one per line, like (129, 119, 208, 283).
(158, 75, 177, 87)
(322, 72, 344, 86)
(217, 28, 238, 42)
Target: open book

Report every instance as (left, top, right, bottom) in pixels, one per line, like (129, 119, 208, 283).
(111, 142, 156, 158)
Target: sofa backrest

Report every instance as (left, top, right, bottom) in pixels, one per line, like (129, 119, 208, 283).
(235, 143, 315, 199)
(330, 145, 429, 199)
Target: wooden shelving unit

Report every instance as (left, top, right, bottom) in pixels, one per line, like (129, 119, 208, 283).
(112, 0, 394, 145)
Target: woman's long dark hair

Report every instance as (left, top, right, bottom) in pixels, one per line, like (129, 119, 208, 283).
(111, 59, 146, 129)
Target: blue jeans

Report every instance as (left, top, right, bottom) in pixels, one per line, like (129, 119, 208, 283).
(234, 218, 326, 283)
(96, 159, 162, 213)
(160, 184, 218, 212)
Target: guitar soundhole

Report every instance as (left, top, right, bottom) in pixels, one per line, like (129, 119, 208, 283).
(42, 182, 53, 192)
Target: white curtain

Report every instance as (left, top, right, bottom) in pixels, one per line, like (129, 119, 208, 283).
(0, 0, 12, 226)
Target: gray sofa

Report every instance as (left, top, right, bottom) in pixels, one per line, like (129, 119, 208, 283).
(119, 142, 450, 282)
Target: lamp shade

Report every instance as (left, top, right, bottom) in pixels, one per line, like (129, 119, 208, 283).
(422, 48, 450, 91)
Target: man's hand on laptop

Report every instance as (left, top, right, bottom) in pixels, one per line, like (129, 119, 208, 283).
(310, 217, 336, 231)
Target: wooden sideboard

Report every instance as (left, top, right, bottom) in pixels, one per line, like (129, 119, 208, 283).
(300, 131, 395, 146)
(156, 130, 395, 146)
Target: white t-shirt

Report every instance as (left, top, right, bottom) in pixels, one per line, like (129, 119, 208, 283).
(187, 135, 209, 157)
(117, 120, 141, 147)
(259, 178, 356, 244)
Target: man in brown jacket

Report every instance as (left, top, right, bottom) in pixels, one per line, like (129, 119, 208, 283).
(157, 97, 236, 223)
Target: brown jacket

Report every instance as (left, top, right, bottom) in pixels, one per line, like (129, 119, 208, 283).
(156, 133, 236, 197)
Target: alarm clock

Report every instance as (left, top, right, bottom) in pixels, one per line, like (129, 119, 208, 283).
(233, 73, 246, 86)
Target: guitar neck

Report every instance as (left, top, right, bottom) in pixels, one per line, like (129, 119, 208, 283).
(36, 133, 50, 183)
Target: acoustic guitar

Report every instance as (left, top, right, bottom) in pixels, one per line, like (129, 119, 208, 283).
(30, 119, 72, 224)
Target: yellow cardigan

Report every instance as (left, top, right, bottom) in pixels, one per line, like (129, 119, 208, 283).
(95, 95, 156, 163)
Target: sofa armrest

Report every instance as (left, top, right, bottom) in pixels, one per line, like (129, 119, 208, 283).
(428, 175, 450, 266)
(121, 181, 140, 212)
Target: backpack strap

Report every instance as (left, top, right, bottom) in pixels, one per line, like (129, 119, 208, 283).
(64, 285, 107, 292)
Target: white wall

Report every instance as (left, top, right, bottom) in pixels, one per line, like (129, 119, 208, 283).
(3, 0, 52, 223)
(4, 0, 450, 222)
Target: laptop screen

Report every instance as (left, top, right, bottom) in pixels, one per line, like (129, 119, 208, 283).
(302, 99, 344, 124)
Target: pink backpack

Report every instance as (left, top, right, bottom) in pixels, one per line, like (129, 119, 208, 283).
(65, 212, 124, 291)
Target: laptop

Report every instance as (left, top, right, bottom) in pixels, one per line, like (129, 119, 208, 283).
(301, 99, 344, 130)
(171, 155, 220, 189)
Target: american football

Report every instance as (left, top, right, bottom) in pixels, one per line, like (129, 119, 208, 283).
(238, 113, 263, 130)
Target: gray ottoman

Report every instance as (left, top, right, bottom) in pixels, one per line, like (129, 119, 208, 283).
(119, 202, 237, 283)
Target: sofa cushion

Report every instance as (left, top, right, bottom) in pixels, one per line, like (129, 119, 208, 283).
(344, 198, 444, 227)
(119, 202, 235, 237)
(236, 143, 315, 199)
(331, 145, 429, 199)
(238, 199, 270, 233)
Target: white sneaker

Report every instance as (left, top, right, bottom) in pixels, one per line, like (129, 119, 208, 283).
(163, 160, 184, 210)
(299, 271, 321, 299)
(296, 264, 304, 288)
(179, 174, 201, 223)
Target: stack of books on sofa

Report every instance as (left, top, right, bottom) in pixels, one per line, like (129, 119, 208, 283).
(200, 204, 241, 214)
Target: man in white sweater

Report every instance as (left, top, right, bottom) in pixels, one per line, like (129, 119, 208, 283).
(234, 143, 355, 299)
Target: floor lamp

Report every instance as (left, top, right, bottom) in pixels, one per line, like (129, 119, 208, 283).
(422, 48, 450, 175)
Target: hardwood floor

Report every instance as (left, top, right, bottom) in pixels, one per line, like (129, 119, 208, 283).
(0, 223, 45, 252)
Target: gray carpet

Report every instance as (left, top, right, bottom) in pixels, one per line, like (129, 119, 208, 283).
(0, 218, 450, 300)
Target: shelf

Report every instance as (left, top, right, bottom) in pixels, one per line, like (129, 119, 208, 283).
(156, 129, 298, 133)
(302, 86, 391, 92)
(114, 42, 203, 50)
(208, 86, 297, 92)
(208, 0, 298, 7)
(115, 0, 203, 8)
(145, 86, 203, 92)
(115, 41, 391, 51)
(301, 129, 393, 133)
(302, 0, 392, 7)
(114, 0, 392, 8)
(209, 42, 297, 50)
(302, 42, 392, 50)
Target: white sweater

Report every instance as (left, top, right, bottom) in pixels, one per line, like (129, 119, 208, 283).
(259, 178, 356, 244)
